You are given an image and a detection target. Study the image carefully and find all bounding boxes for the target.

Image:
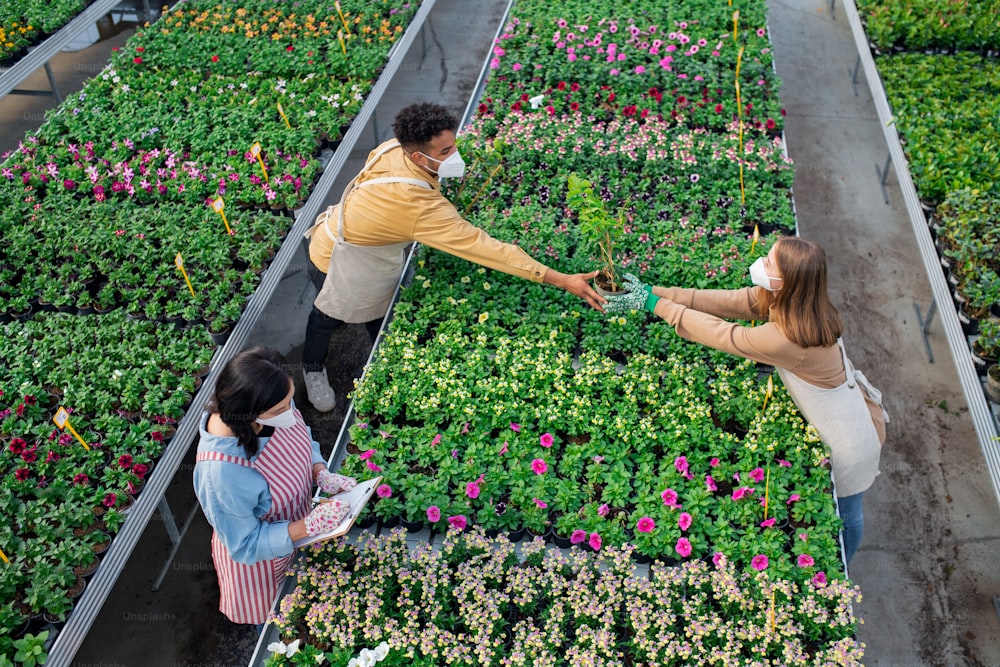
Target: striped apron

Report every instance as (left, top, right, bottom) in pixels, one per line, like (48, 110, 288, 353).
(196, 409, 314, 624)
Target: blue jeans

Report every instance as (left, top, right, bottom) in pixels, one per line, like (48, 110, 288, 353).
(837, 492, 864, 565)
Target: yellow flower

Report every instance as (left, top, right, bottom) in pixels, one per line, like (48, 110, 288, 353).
(478, 312, 489, 324)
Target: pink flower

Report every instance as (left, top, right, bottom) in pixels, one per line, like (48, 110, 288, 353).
(498, 441, 509, 455)
(465, 481, 481, 499)
(732, 487, 751, 501)
(366, 461, 382, 472)
(787, 493, 801, 505)
(448, 515, 467, 530)
(751, 554, 769, 571)
(712, 552, 727, 567)
(710, 457, 720, 467)
(634, 65, 646, 74)
(778, 459, 791, 467)
(570, 529, 587, 544)
(598, 503, 609, 517)
(510, 422, 521, 432)
(359, 450, 375, 460)
(376, 484, 392, 498)
(426, 506, 441, 522)
(705, 475, 717, 492)
(660, 488, 680, 508)
(797, 554, 815, 568)
(678, 512, 692, 531)
(592, 455, 604, 464)
(133, 463, 149, 479)
(636, 517, 655, 533)
(14, 469, 29, 481)
(461, 422, 470, 434)
(798, 532, 809, 542)
(675, 537, 692, 558)
(760, 517, 776, 528)
(431, 434, 442, 446)
(749, 467, 765, 482)
(102, 493, 117, 508)
(73, 473, 89, 486)
(539, 433, 554, 448)
(674, 456, 689, 475)
(533, 498, 548, 509)
(812, 571, 827, 587)
(588, 532, 602, 551)
(531, 458, 548, 475)
(512, 63, 522, 71)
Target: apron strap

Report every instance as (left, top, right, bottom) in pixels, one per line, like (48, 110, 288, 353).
(836, 338, 855, 389)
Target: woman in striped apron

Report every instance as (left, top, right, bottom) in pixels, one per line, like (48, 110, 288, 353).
(193, 347, 356, 625)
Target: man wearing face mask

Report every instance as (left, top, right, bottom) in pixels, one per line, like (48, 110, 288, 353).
(603, 237, 888, 565)
(300, 102, 605, 411)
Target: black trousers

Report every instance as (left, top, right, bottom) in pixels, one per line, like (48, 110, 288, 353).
(302, 259, 382, 372)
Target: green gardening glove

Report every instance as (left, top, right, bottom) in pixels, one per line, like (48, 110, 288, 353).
(604, 273, 660, 314)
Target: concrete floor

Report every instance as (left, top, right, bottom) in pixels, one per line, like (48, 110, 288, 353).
(4, 0, 1000, 665)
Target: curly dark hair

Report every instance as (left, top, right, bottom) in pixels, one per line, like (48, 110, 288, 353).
(392, 103, 458, 151)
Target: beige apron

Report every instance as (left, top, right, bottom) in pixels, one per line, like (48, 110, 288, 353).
(306, 142, 431, 323)
(776, 339, 888, 498)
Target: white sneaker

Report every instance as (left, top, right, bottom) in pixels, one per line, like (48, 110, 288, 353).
(304, 369, 336, 412)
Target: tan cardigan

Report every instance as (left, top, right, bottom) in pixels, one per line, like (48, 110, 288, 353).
(308, 140, 549, 283)
(653, 285, 886, 444)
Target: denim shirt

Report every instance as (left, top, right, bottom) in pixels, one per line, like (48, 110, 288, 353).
(192, 405, 324, 565)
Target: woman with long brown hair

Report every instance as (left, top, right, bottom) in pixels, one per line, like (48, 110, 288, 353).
(606, 237, 888, 565)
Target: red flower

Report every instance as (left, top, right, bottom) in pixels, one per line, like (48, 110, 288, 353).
(73, 473, 89, 485)
(607, 92, 616, 102)
(151, 431, 164, 442)
(16, 403, 26, 416)
(715, 103, 724, 113)
(211, 55, 219, 62)
(557, 81, 566, 90)
(569, 102, 580, 111)
(136, 46, 144, 52)
(23, 395, 37, 406)
(570, 82, 580, 91)
(118, 454, 134, 469)
(8, 438, 26, 455)
(14, 468, 30, 481)
(133, 57, 142, 64)
(766, 118, 776, 130)
(286, 45, 294, 51)
(478, 103, 488, 113)
(102, 493, 117, 508)
(133, 463, 149, 479)
(21, 446, 37, 463)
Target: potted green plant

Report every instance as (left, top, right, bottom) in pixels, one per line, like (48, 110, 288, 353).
(565, 172, 631, 295)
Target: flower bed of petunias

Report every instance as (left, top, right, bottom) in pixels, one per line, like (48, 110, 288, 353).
(0, 312, 213, 647)
(854, 1, 1000, 369)
(0, 0, 421, 659)
(0, 0, 91, 64)
(268, 529, 862, 667)
(267, 0, 865, 664)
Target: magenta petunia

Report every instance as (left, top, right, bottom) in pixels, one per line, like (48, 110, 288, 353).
(598, 503, 609, 517)
(533, 498, 548, 509)
(674, 456, 689, 474)
(787, 493, 801, 505)
(751, 554, 769, 571)
(448, 515, 467, 530)
(636, 517, 655, 533)
(675, 537, 692, 558)
(710, 457, 720, 467)
(539, 432, 554, 448)
(531, 458, 548, 475)
(588, 532, 602, 551)
(465, 481, 480, 499)
(797, 554, 815, 568)
(366, 461, 382, 472)
(510, 422, 521, 432)
(359, 450, 375, 460)
(705, 475, 717, 492)
(102, 492, 117, 508)
(760, 517, 776, 528)
(570, 529, 587, 544)
(376, 484, 392, 498)
(661, 488, 680, 508)
(431, 434, 442, 446)
(678, 512, 692, 531)
(426, 506, 441, 522)
(812, 571, 827, 586)
(778, 459, 791, 467)
(712, 552, 726, 567)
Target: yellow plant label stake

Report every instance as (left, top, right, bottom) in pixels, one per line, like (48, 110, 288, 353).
(0, 547, 8, 564)
(277, 101, 292, 129)
(212, 197, 233, 235)
(761, 374, 774, 411)
(733, 10, 739, 43)
(250, 142, 269, 184)
(750, 224, 760, 255)
(54, 406, 90, 451)
(175, 253, 196, 298)
(736, 46, 745, 82)
(338, 30, 347, 56)
(335, 1, 351, 35)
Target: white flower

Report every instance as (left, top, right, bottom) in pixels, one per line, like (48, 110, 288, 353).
(267, 639, 300, 656)
(373, 642, 390, 660)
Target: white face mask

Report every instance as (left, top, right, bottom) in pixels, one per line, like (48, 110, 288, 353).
(256, 407, 296, 429)
(420, 150, 465, 179)
(749, 257, 781, 291)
